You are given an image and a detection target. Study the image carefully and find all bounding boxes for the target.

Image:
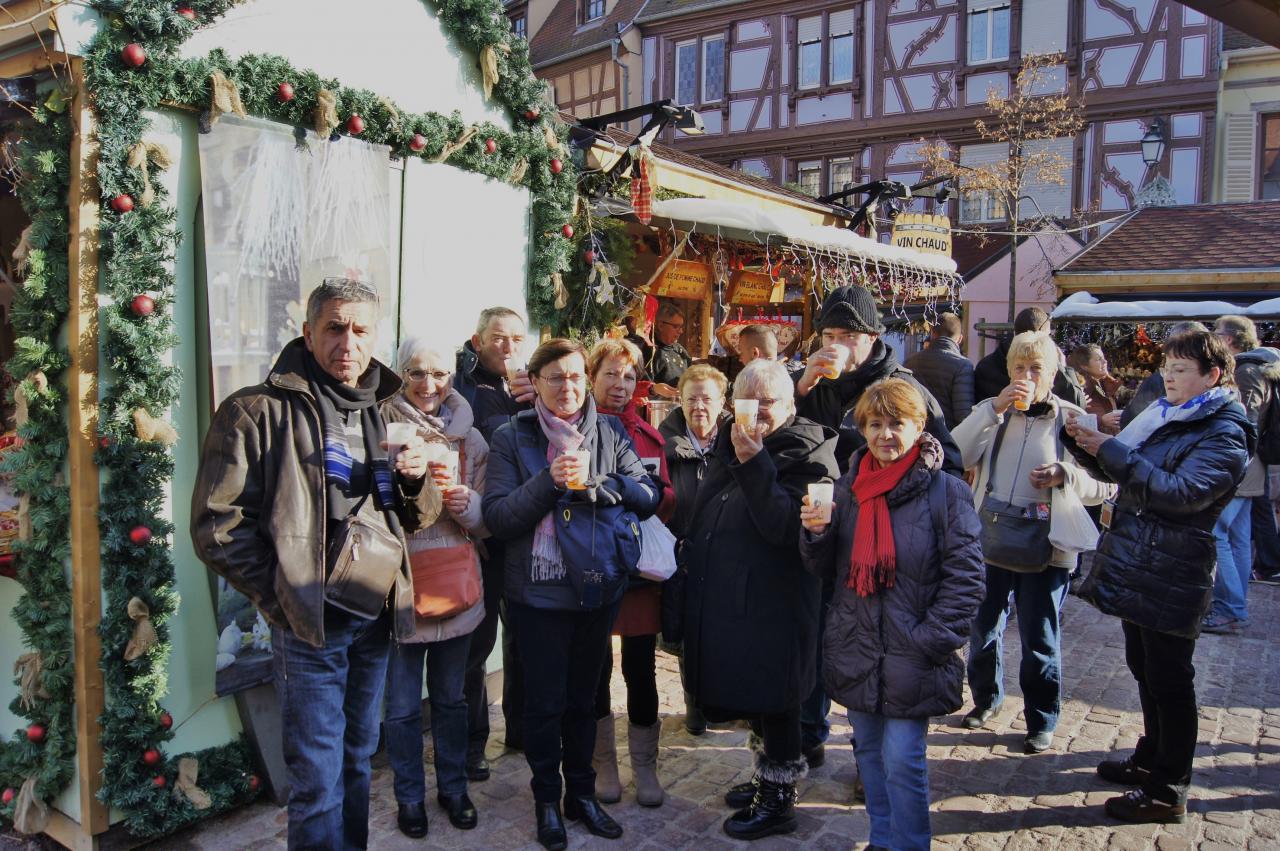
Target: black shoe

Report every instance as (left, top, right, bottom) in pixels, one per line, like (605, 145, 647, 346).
(724, 780, 757, 809)
(563, 794, 623, 839)
(685, 692, 707, 735)
(504, 729, 525, 751)
(1023, 731, 1054, 754)
(535, 802, 567, 850)
(1097, 756, 1151, 786)
(961, 705, 997, 730)
(803, 743, 825, 769)
(437, 792, 478, 830)
(723, 778, 798, 840)
(1104, 789, 1186, 824)
(465, 757, 491, 782)
(397, 801, 428, 839)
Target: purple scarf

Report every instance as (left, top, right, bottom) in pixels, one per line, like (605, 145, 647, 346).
(531, 398, 584, 582)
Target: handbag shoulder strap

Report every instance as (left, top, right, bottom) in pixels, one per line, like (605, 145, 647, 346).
(984, 414, 1014, 494)
(929, 470, 948, 541)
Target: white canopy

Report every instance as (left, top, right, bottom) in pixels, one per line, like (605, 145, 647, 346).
(1052, 291, 1280, 321)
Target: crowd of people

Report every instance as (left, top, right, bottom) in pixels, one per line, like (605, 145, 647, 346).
(192, 277, 1268, 851)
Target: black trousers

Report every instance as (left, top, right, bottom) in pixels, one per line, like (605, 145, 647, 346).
(463, 557, 506, 760)
(509, 600, 620, 803)
(1122, 619, 1198, 805)
(594, 634, 659, 726)
(1253, 487, 1280, 573)
(748, 704, 803, 766)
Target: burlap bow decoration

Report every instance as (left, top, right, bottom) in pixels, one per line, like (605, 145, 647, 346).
(507, 157, 529, 185)
(552, 272, 568, 310)
(314, 89, 339, 139)
(14, 652, 49, 711)
(126, 141, 173, 208)
(544, 124, 563, 153)
(133, 408, 179, 447)
(12, 224, 31, 273)
(208, 70, 247, 127)
(124, 597, 158, 662)
(479, 43, 512, 101)
(14, 370, 48, 428)
(174, 757, 212, 810)
(431, 126, 479, 164)
(13, 778, 48, 835)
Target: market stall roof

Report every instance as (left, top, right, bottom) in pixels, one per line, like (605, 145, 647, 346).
(1053, 291, 1280, 322)
(1054, 201, 1280, 294)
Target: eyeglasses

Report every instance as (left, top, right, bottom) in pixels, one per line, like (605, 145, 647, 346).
(659, 319, 685, 332)
(537, 372, 586, 388)
(1160, 365, 1201, 378)
(406, 368, 451, 382)
(683, 394, 723, 407)
(756, 398, 781, 409)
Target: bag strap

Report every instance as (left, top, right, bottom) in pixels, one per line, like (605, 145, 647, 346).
(929, 470, 948, 541)
(984, 415, 1014, 494)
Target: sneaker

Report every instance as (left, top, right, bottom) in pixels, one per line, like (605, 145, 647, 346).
(1251, 569, 1280, 586)
(1104, 788, 1186, 824)
(1097, 755, 1150, 786)
(960, 705, 997, 730)
(1201, 614, 1246, 635)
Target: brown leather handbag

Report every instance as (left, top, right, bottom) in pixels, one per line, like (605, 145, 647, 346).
(409, 438, 482, 619)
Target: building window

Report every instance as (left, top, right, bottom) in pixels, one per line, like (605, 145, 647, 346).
(797, 10, 857, 91)
(968, 2, 1010, 65)
(584, 0, 604, 23)
(796, 160, 822, 196)
(798, 16, 822, 89)
(829, 10, 855, 85)
(960, 191, 1005, 223)
(675, 36, 725, 105)
(702, 36, 725, 102)
(676, 41, 698, 105)
(513, 16, 527, 40)
(1262, 113, 1280, 200)
(829, 158, 856, 194)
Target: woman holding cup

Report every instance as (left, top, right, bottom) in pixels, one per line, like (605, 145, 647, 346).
(681, 359, 839, 840)
(380, 338, 490, 837)
(800, 378, 984, 851)
(482, 338, 659, 850)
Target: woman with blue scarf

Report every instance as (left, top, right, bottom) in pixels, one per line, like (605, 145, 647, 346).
(1063, 329, 1251, 826)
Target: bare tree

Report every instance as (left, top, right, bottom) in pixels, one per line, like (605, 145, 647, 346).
(921, 52, 1085, 322)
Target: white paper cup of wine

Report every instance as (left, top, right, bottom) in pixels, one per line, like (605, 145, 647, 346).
(564, 449, 591, 490)
(823, 344, 851, 380)
(385, 422, 417, 460)
(807, 482, 835, 524)
(1076, 413, 1098, 431)
(435, 449, 459, 487)
(734, 398, 759, 429)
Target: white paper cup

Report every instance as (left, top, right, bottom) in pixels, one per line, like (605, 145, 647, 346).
(564, 449, 591, 490)
(808, 482, 835, 524)
(823, 344, 851, 379)
(434, 449, 459, 487)
(385, 422, 417, 459)
(506, 362, 524, 384)
(734, 398, 759, 429)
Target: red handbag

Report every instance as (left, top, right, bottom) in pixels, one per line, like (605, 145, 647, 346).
(409, 438, 482, 619)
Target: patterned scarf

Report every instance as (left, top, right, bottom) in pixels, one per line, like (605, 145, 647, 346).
(848, 444, 921, 597)
(1116, 386, 1225, 450)
(531, 397, 584, 582)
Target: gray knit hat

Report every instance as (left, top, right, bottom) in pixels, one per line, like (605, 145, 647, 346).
(815, 286, 885, 335)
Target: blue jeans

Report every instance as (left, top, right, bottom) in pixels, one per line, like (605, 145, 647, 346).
(1212, 496, 1253, 622)
(385, 632, 472, 801)
(967, 564, 1070, 735)
(272, 606, 392, 851)
(850, 712, 931, 851)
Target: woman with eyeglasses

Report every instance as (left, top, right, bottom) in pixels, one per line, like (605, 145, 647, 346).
(483, 338, 660, 851)
(380, 338, 490, 838)
(680, 359, 839, 841)
(1063, 330, 1250, 825)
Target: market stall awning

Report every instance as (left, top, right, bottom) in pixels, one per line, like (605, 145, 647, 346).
(1053, 291, 1280, 321)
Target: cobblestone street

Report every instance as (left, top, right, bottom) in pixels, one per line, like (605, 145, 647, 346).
(142, 585, 1280, 850)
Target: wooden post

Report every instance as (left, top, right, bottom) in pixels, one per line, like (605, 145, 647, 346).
(65, 56, 110, 840)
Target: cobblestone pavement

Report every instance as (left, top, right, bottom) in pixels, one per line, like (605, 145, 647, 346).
(141, 586, 1280, 850)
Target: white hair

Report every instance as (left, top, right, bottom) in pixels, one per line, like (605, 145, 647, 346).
(396, 336, 447, 372)
(733, 360, 795, 410)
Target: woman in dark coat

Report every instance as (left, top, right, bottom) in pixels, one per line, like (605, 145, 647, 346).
(681, 359, 839, 841)
(482, 338, 660, 851)
(1063, 330, 1251, 825)
(800, 378, 984, 851)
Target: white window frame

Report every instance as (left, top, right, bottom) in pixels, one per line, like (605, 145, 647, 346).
(829, 157, 856, 194)
(675, 40, 699, 106)
(797, 16, 823, 90)
(828, 10, 856, 86)
(796, 160, 823, 196)
(968, 2, 1011, 66)
(513, 16, 526, 40)
(701, 35, 726, 104)
(583, 0, 605, 23)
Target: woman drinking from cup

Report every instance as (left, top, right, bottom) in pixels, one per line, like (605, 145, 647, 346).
(483, 339, 660, 850)
(585, 338, 676, 808)
(380, 338, 490, 837)
(800, 378, 984, 851)
(681, 359, 839, 841)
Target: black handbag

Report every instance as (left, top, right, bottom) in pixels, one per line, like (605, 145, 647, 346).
(978, 416, 1053, 571)
(554, 477, 643, 610)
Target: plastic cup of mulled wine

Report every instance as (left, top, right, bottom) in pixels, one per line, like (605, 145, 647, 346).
(385, 422, 417, 460)
(734, 398, 759, 429)
(564, 449, 591, 490)
(807, 482, 835, 524)
(821, 344, 851, 380)
(432, 449, 459, 487)
(1013, 387, 1035, 411)
(506, 361, 525, 384)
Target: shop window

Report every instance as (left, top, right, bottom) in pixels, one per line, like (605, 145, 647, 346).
(676, 41, 698, 105)
(1261, 113, 1280, 201)
(968, 1, 1010, 65)
(513, 16, 526, 40)
(584, 0, 605, 23)
(796, 160, 823, 196)
(702, 36, 725, 103)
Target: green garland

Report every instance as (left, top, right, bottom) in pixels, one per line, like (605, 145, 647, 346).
(0, 108, 76, 820)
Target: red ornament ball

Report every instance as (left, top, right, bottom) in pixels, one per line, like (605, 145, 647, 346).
(152, 775, 167, 788)
(111, 194, 135, 213)
(143, 748, 162, 766)
(121, 43, 146, 68)
(276, 82, 295, 103)
(26, 723, 46, 744)
(159, 712, 173, 730)
(1, 788, 13, 805)
(549, 158, 564, 175)
(248, 774, 261, 791)
(484, 137, 497, 154)
(99, 436, 111, 449)
(584, 249, 596, 265)
(409, 133, 427, 152)
(130, 294, 155, 317)
(561, 224, 575, 239)
(176, 6, 196, 20)
(524, 108, 540, 122)
(346, 114, 365, 135)
(129, 525, 153, 545)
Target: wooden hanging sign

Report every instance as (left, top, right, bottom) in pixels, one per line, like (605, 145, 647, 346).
(652, 259, 712, 300)
(728, 270, 777, 305)
(891, 213, 952, 257)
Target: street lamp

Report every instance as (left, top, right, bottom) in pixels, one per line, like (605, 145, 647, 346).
(1136, 116, 1175, 207)
(1140, 117, 1167, 168)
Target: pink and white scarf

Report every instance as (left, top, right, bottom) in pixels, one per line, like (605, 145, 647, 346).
(531, 397, 585, 582)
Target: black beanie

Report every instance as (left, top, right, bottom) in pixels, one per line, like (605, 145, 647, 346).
(816, 285, 885, 335)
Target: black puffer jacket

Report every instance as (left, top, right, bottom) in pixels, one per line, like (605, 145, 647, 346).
(682, 416, 839, 715)
(1063, 393, 1253, 638)
(658, 407, 722, 541)
(800, 438, 984, 719)
(454, 341, 530, 442)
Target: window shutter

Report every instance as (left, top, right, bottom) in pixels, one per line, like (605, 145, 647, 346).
(1021, 0, 1068, 54)
(798, 15, 821, 43)
(1223, 112, 1258, 202)
(959, 142, 1009, 223)
(1022, 137, 1075, 218)
(829, 9, 855, 36)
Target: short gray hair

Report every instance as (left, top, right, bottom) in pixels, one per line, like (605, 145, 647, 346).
(1215, 315, 1258, 352)
(396, 336, 448, 372)
(475, 306, 526, 338)
(733, 360, 795, 411)
(306, 278, 380, 326)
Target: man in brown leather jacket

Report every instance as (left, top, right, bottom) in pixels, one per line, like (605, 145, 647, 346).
(192, 278, 439, 849)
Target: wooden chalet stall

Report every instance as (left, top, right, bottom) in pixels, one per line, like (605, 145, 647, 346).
(0, 0, 570, 847)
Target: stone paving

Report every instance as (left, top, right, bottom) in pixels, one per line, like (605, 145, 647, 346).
(78, 586, 1280, 849)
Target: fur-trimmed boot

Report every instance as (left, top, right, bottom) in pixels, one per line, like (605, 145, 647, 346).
(725, 728, 766, 808)
(593, 715, 621, 803)
(629, 721, 664, 807)
(722, 755, 806, 841)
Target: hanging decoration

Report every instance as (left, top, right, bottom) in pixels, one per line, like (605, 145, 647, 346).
(207, 70, 247, 127)
(126, 141, 172, 208)
(629, 143, 656, 225)
(313, 88, 339, 138)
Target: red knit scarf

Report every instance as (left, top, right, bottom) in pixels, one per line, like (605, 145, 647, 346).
(848, 445, 920, 597)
